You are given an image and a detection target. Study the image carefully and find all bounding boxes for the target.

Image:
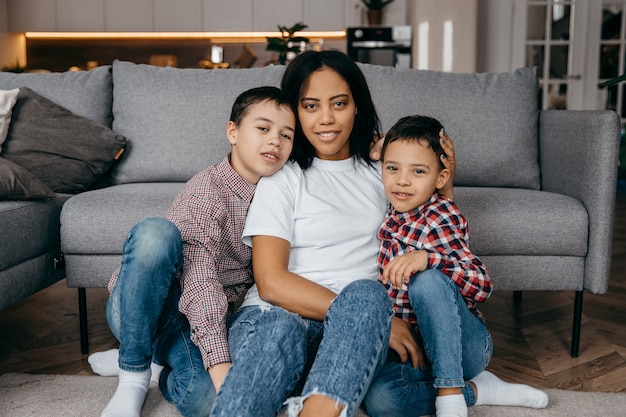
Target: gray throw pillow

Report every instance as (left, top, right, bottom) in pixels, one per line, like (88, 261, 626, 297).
(0, 157, 55, 200)
(1, 87, 126, 194)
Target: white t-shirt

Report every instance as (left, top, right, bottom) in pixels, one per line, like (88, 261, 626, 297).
(241, 156, 388, 308)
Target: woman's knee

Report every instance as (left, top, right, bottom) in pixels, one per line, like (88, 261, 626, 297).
(228, 307, 308, 389)
(340, 279, 392, 314)
(230, 307, 307, 360)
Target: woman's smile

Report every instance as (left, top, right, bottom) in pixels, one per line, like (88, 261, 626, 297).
(298, 68, 356, 160)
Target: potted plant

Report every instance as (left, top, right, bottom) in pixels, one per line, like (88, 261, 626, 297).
(360, 0, 395, 26)
(266, 22, 310, 65)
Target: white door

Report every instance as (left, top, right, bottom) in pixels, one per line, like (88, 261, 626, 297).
(511, 0, 626, 118)
(592, 0, 626, 122)
(511, 0, 589, 110)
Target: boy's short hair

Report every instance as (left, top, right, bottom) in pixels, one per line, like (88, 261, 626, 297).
(230, 86, 292, 125)
(382, 115, 446, 170)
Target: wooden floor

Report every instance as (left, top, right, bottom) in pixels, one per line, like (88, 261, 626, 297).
(1, 188, 625, 393)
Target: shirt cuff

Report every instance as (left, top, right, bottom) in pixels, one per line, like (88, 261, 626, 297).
(426, 249, 444, 269)
(195, 329, 232, 370)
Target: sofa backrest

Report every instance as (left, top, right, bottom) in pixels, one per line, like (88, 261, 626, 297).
(361, 65, 540, 189)
(110, 60, 540, 189)
(0, 61, 539, 190)
(0, 66, 113, 127)
(109, 61, 285, 184)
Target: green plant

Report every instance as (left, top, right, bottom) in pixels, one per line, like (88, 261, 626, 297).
(266, 22, 310, 65)
(360, 0, 394, 11)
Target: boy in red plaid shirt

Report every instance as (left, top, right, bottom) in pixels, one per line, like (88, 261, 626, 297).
(365, 115, 548, 417)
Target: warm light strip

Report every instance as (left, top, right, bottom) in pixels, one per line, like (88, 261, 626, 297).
(25, 31, 346, 41)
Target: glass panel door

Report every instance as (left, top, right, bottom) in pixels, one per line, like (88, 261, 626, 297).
(596, 1, 626, 185)
(512, 0, 587, 110)
(598, 1, 626, 119)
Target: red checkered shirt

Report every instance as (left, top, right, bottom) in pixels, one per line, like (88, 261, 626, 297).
(108, 155, 255, 369)
(377, 192, 492, 324)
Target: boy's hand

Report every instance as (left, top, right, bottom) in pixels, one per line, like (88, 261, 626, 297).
(382, 250, 428, 289)
(389, 317, 426, 369)
(438, 129, 456, 200)
(369, 134, 385, 161)
(208, 362, 231, 393)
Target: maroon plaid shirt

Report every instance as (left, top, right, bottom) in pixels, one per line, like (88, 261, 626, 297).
(109, 155, 255, 369)
(377, 192, 492, 324)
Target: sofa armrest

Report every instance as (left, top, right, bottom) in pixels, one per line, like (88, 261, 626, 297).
(539, 110, 621, 293)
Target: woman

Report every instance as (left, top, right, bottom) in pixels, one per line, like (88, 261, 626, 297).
(209, 50, 454, 417)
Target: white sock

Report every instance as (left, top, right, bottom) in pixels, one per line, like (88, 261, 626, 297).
(435, 394, 467, 417)
(89, 349, 120, 377)
(101, 369, 151, 417)
(150, 362, 164, 383)
(89, 348, 163, 383)
(471, 370, 548, 409)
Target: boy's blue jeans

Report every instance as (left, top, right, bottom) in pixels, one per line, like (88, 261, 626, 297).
(210, 279, 393, 417)
(364, 269, 492, 417)
(106, 217, 216, 417)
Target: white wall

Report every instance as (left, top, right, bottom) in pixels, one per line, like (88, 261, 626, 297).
(412, 0, 478, 73)
(476, 0, 515, 72)
(0, 0, 514, 73)
(0, 0, 25, 70)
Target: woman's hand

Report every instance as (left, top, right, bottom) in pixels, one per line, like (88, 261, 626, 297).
(389, 317, 426, 369)
(438, 129, 456, 200)
(369, 134, 385, 161)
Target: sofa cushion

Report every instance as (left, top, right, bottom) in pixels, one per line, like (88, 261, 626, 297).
(110, 61, 285, 184)
(1, 87, 126, 194)
(0, 65, 113, 127)
(0, 88, 19, 152)
(60, 183, 184, 254)
(0, 157, 55, 200)
(361, 65, 540, 189)
(454, 187, 588, 257)
(0, 196, 68, 272)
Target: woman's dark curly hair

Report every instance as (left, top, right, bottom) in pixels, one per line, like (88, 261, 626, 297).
(281, 50, 382, 169)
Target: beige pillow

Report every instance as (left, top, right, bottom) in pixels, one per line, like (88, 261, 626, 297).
(0, 88, 19, 153)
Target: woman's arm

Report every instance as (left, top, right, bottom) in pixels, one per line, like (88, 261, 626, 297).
(251, 235, 337, 320)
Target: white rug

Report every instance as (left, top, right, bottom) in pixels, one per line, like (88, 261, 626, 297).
(1, 372, 626, 416)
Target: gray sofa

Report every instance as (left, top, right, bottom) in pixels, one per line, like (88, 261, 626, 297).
(0, 60, 620, 359)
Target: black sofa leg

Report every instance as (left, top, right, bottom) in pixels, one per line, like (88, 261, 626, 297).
(78, 288, 89, 354)
(571, 290, 584, 358)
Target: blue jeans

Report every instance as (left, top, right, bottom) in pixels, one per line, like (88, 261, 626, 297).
(363, 269, 492, 417)
(210, 279, 393, 417)
(106, 217, 216, 417)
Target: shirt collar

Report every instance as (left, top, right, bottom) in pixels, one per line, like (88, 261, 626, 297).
(216, 154, 256, 202)
(388, 193, 439, 223)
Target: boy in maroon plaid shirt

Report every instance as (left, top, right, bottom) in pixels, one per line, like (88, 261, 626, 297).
(366, 115, 547, 417)
(89, 86, 295, 417)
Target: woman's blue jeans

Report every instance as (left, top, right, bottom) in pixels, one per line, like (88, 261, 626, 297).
(106, 217, 216, 417)
(210, 279, 393, 417)
(363, 269, 492, 417)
